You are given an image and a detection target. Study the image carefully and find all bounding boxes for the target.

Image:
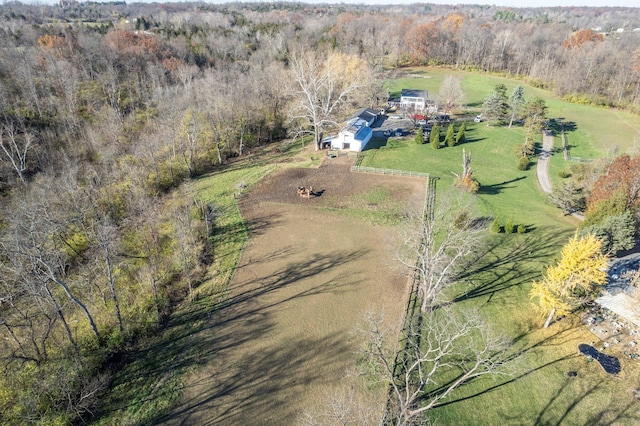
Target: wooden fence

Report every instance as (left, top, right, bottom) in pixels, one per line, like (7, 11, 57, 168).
(351, 164, 431, 178)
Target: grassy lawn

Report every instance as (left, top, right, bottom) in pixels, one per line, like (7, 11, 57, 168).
(367, 67, 640, 424)
(361, 123, 573, 231)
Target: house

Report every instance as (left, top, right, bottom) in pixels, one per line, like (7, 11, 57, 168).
(331, 119, 373, 152)
(347, 108, 379, 127)
(400, 89, 428, 112)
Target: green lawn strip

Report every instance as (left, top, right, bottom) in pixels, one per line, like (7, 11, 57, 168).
(318, 186, 406, 226)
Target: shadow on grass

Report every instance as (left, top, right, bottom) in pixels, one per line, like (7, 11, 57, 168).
(363, 136, 390, 151)
(451, 231, 570, 305)
(96, 249, 367, 425)
(477, 176, 527, 195)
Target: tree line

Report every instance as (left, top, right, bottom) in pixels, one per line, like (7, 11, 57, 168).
(1, 1, 639, 423)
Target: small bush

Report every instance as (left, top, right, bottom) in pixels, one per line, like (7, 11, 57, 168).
(558, 170, 571, 178)
(518, 156, 530, 171)
(491, 217, 502, 233)
(454, 211, 470, 229)
(504, 217, 514, 234)
(453, 175, 479, 193)
(517, 224, 527, 233)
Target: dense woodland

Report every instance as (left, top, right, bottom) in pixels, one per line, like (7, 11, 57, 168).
(1, 1, 640, 423)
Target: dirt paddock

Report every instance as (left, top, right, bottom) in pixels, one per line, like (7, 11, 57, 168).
(164, 155, 426, 425)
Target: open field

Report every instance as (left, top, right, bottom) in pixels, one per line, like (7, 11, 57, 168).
(157, 155, 426, 424)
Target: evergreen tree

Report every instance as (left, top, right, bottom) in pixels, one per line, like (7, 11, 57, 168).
(445, 123, 456, 147)
(508, 85, 526, 128)
(491, 217, 502, 233)
(456, 122, 466, 144)
(504, 217, 514, 233)
(415, 126, 424, 144)
(430, 123, 440, 149)
(482, 91, 506, 125)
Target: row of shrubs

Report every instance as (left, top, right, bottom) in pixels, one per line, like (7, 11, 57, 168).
(491, 217, 527, 233)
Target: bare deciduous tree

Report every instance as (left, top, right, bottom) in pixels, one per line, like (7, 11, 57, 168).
(437, 76, 465, 114)
(289, 49, 370, 151)
(399, 192, 484, 312)
(361, 308, 512, 426)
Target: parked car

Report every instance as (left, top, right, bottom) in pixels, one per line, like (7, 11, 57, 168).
(383, 128, 392, 136)
(474, 115, 482, 122)
(390, 114, 402, 120)
(395, 128, 403, 137)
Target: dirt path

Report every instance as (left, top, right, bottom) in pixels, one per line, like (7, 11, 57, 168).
(160, 156, 426, 425)
(536, 132, 554, 194)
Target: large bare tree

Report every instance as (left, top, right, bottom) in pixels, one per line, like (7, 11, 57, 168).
(289, 49, 371, 151)
(399, 192, 484, 313)
(361, 308, 512, 426)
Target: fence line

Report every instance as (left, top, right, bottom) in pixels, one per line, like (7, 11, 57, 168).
(351, 165, 431, 178)
(383, 177, 436, 424)
(561, 125, 594, 163)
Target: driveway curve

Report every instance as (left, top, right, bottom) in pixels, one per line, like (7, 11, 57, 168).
(536, 132, 555, 194)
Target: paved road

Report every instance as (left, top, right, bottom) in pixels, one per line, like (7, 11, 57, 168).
(537, 132, 554, 194)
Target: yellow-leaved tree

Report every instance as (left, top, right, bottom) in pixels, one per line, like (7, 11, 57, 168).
(530, 233, 610, 328)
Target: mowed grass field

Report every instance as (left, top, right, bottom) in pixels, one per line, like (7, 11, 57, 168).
(364, 68, 640, 424)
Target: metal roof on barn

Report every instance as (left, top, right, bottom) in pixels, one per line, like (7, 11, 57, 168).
(349, 108, 378, 123)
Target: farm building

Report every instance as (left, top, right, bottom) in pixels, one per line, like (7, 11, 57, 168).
(347, 108, 379, 127)
(331, 120, 373, 152)
(400, 89, 428, 111)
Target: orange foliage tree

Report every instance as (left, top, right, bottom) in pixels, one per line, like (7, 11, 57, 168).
(562, 29, 604, 50)
(404, 22, 438, 64)
(587, 154, 640, 214)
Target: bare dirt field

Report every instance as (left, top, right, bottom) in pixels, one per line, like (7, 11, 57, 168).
(162, 155, 426, 425)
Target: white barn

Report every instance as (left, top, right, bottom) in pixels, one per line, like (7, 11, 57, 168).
(331, 120, 373, 152)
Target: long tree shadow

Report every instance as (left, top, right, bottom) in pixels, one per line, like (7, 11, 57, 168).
(97, 249, 367, 424)
(450, 231, 570, 304)
(477, 176, 527, 195)
(422, 324, 589, 412)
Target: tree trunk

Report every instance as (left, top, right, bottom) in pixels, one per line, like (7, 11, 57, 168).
(543, 307, 556, 328)
(44, 285, 81, 361)
(104, 245, 124, 335)
(39, 259, 101, 342)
